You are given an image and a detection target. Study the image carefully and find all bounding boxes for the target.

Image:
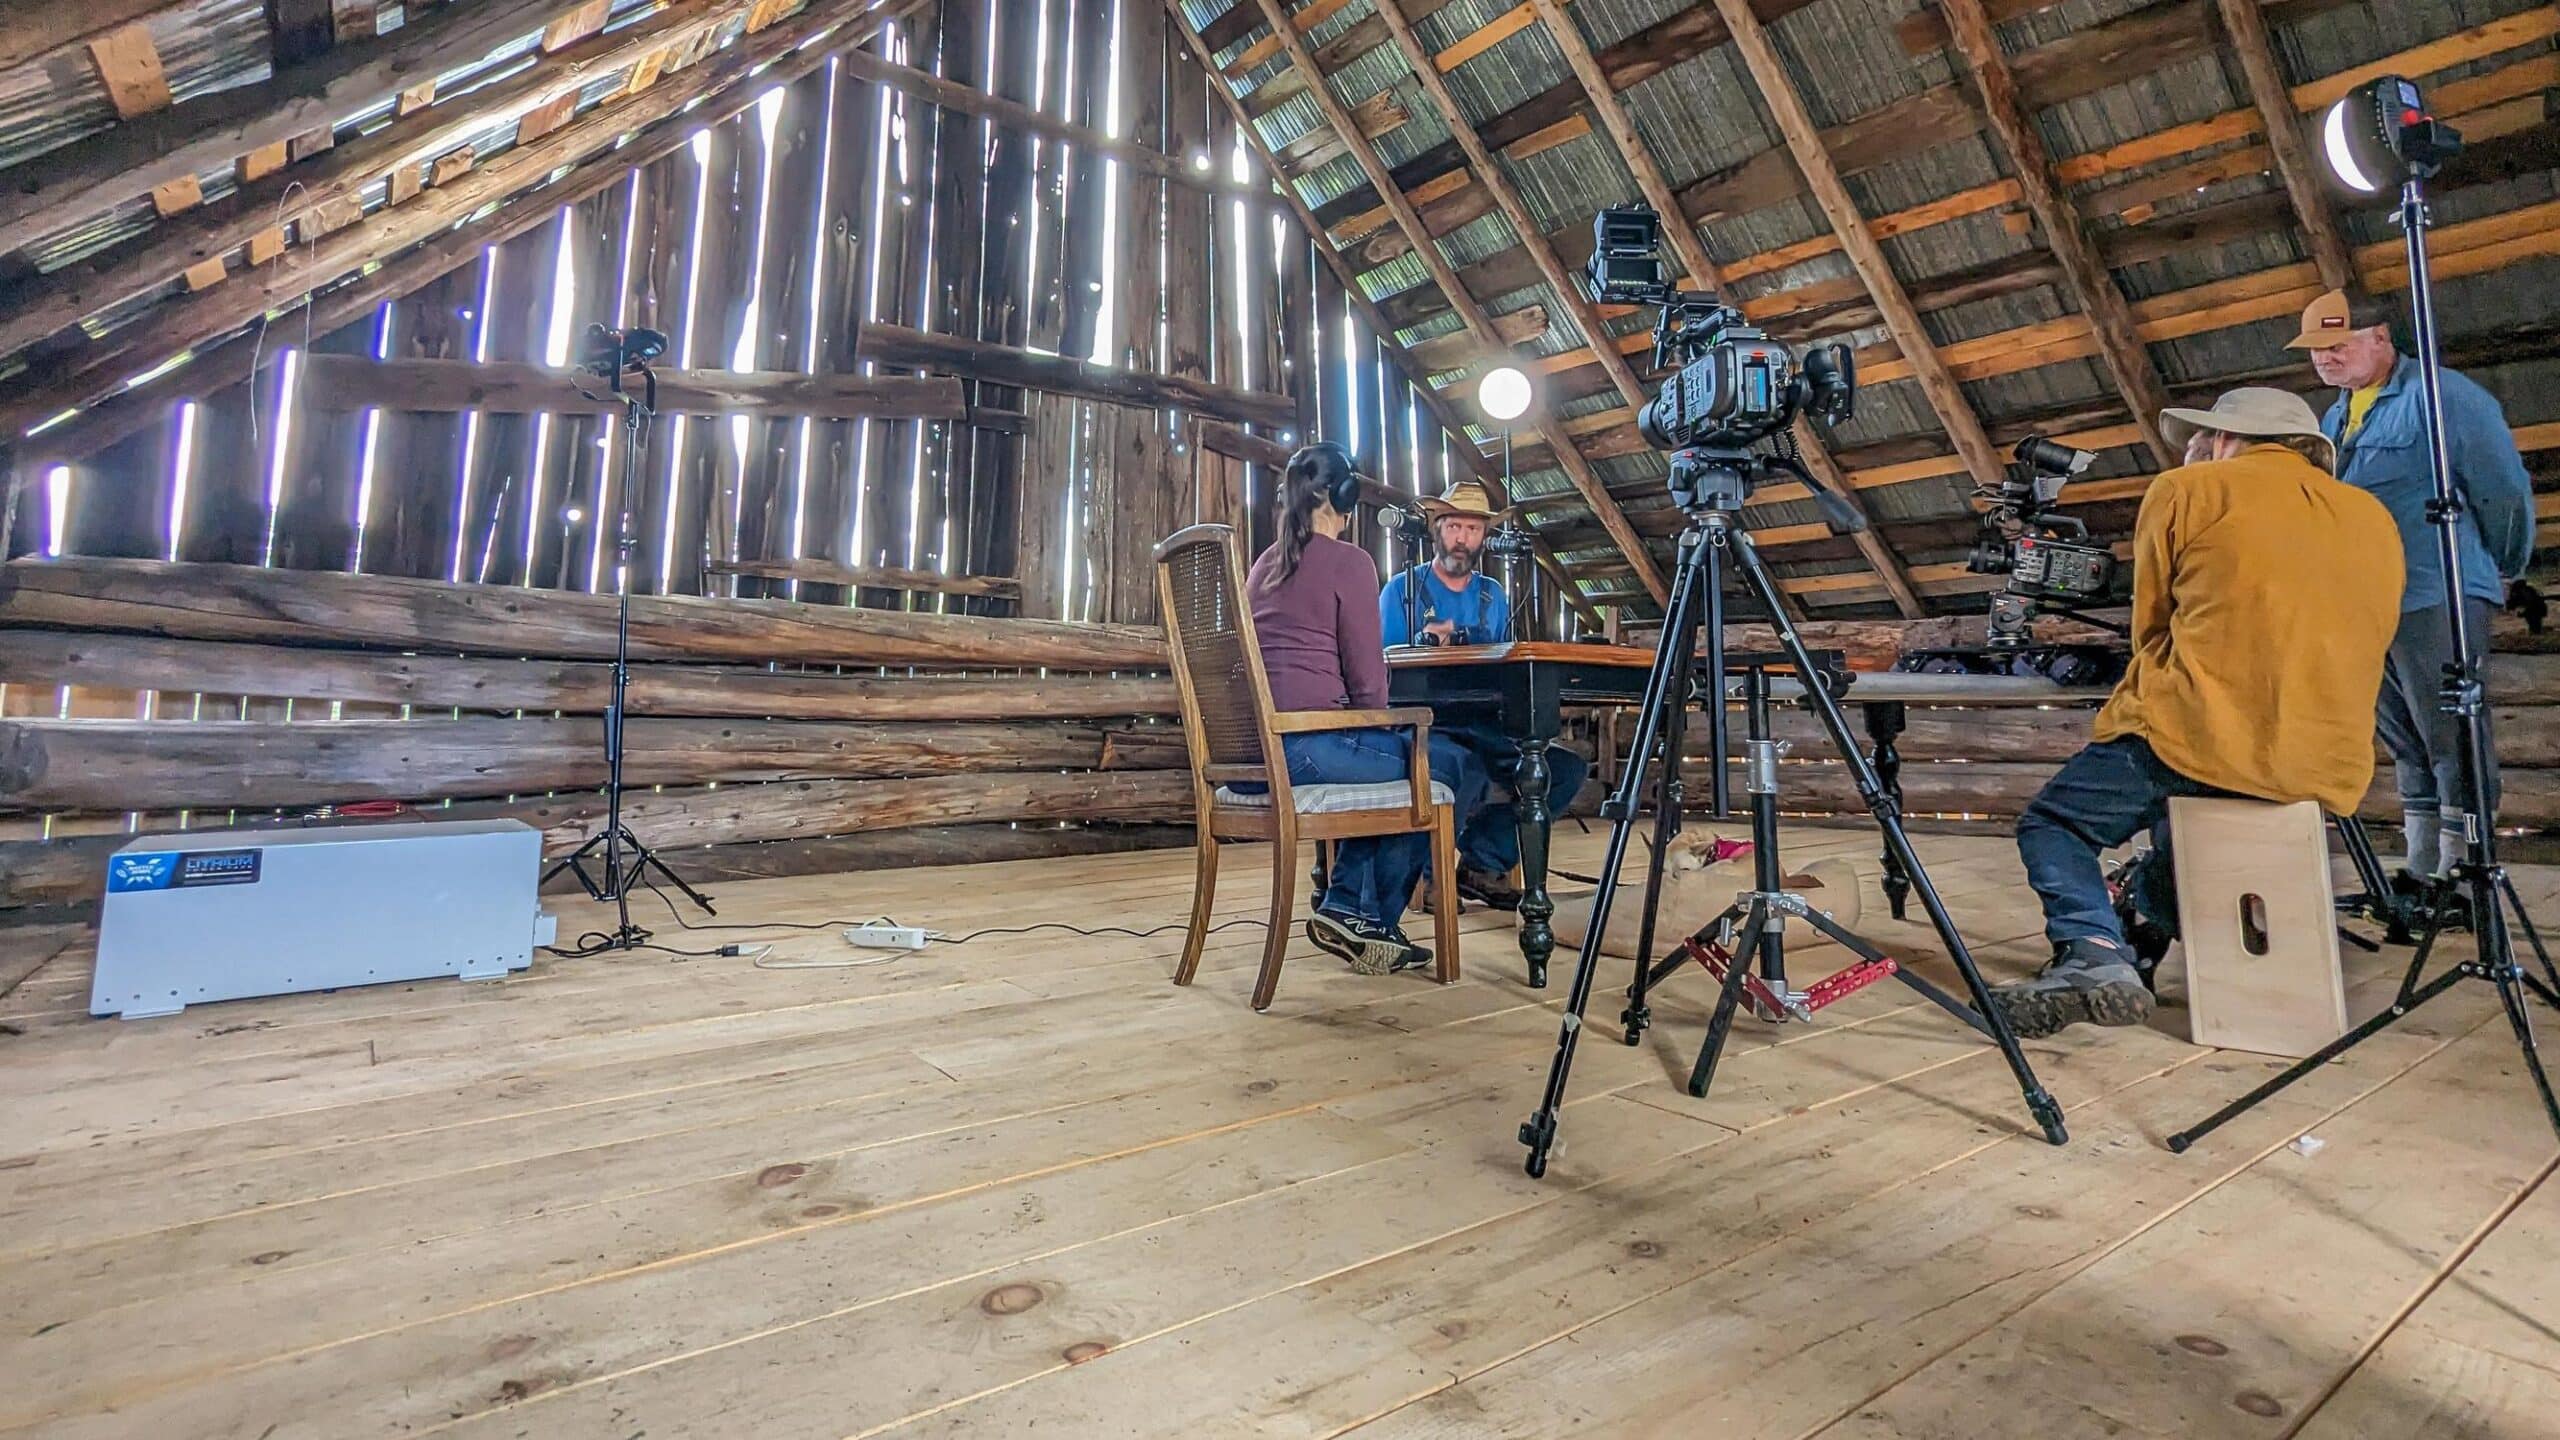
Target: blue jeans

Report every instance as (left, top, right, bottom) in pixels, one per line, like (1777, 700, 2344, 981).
(1445, 724, 1589, 875)
(2016, 736, 2231, 949)
(1257, 729, 1487, 928)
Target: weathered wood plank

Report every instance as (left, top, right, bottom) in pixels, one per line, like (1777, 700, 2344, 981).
(0, 558, 1167, 669)
(297, 356, 966, 421)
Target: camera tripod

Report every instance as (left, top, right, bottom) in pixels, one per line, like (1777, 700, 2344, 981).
(542, 327, 715, 949)
(2167, 169, 2560, 1151)
(1519, 454, 2068, 1178)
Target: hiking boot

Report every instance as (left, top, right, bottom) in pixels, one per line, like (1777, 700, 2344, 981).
(1456, 868, 1523, 912)
(1990, 938, 2155, 1040)
(1306, 910, 1402, 975)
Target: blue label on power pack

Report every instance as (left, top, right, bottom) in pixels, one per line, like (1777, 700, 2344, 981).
(107, 853, 179, 893)
(176, 850, 262, 887)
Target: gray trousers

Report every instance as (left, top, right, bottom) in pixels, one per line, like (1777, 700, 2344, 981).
(2377, 597, 2498, 822)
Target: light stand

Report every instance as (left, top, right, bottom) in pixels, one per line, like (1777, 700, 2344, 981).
(1518, 448, 2067, 1178)
(542, 325, 716, 949)
(2170, 80, 2560, 1151)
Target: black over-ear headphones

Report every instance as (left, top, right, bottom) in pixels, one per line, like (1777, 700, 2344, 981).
(1295, 441, 1361, 515)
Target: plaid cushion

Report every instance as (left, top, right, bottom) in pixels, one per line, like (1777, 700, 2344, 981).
(1213, 781, 1454, 814)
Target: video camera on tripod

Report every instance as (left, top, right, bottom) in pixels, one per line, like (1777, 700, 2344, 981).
(1964, 435, 2119, 648)
(1579, 206, 1858, 526)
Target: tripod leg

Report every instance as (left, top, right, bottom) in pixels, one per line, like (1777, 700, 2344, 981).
(1624, 564, 1705, 1043)
(1722, 523, 2067, 1146)
(1686, 907, 1768, 1099)
(2166, 963, 2471, 1152)
(2497, 871, 2560, 1001)
(2490, 962, 2560, 1142)
(1866, 701, 1912, 921)
(1520, 532, 1714, 1178)
(1796, 908, 1989, 1035)
(637, 841, 716, 915)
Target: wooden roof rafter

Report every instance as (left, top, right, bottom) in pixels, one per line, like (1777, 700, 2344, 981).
(2210, 0, 2359, 291)
(1938, 0, 2179, 468)
(1519, 0, 1919, 620)
(1224, 0, 1670, 605)
(1704, 0, 2009, 509)
(1159, 0, 1616, 626)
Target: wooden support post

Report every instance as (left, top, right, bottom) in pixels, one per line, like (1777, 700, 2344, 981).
(1706, 0, 2009, 494)
(2212, 0, 2358, 292)
(1160, 0, 1608, 628)
(1939, 0, 2177, 467)
(1235, 0, 1668, 603)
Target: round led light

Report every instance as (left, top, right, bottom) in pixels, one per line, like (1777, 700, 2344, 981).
(1477, 366, 1532, 422)
(2323, 98, 2381, 194)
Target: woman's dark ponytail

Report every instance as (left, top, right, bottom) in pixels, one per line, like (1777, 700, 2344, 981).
(1261, 443, 1355, 593)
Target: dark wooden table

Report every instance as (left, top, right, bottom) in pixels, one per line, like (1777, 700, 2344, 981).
(1388, 641, 1664, 987)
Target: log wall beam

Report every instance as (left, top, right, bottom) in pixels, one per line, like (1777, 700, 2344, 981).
(1233, 0, 1667, 602)
(2211, 0, 2358, 291)
(297, 356, 966, 421)
(1939, 0, 2178, 467)
(853, 323, 1296, 430)
(0, 557, 1168, 669)
(1705, 0, 2008, 493)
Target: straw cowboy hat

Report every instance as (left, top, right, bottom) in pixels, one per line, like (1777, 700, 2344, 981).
(2158, 387, 2337, 471)
(1419, 479, 1510, 525)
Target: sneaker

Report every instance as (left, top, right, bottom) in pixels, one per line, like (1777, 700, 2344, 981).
(1989, 938, 2156, 1039)
(1456, 868, 1523, 912)
(1382, 926, 1435, 973)
(1306, 910, 1402, 975)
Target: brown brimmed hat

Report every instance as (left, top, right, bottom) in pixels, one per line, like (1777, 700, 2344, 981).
(2157, 387, 2336, 471)
(2286, 288, 2395, 351)
(1420, 479, 1509, 525)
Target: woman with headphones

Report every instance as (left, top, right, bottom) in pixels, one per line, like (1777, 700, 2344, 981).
(1246, 443, 1489, 975)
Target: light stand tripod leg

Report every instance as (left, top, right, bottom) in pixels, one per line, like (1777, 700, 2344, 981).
(1867, 702, 1912, 920)
(2496, 871, 2560, 1001)
(1520, 532, 1714, 1178)
(2166, 961, 2474, 1152)
(1686, 905, 1769, 1098)
(1720, 522, 2068, 1145)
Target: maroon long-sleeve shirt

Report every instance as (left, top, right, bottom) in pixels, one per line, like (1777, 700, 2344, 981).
(1247, 534, 1389, 713)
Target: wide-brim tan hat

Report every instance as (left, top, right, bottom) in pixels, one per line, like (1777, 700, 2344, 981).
(2158, 387, 2336, 471)
(1420, 479, 1509, 524)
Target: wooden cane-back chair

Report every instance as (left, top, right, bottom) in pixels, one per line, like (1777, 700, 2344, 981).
(1153, 524, 1460, 1010)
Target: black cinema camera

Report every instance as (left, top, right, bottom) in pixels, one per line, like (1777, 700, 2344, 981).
(1967, 435, 2117, 647)
(1580, 206, 1856, 519)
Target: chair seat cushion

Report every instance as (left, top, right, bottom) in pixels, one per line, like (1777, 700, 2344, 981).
(1214, 780, 1453, 814)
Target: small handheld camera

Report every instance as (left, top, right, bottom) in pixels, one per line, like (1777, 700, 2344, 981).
(1967, 435, 2117, 648)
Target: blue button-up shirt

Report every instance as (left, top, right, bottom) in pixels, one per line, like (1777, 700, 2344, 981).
(1379, 566, 1511, 646)
(2322, 354, 2533, 612)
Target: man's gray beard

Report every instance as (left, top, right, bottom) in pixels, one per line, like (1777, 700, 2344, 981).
(1439, 550, 1478, 576)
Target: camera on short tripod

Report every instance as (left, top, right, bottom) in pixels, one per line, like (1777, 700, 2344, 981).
(1580, 206, 1856, 519)
(1965, 435, 2117, 648)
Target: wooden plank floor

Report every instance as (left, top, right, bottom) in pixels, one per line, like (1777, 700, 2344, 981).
(2, 823, 2556, 1439)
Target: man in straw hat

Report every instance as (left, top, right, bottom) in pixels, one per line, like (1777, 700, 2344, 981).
(2288, 288, 2534, 893)
(1992, 388, 2404, 1039)
(1380, 479, 1588, 910)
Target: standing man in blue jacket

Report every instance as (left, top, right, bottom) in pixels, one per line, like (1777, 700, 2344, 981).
(1379, 479, 1589, 910)
(2288, 288, 2535, 887)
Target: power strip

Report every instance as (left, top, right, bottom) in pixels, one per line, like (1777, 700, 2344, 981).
(843, 923, 931, 953)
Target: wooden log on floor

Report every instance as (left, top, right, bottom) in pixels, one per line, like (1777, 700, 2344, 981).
(574, 822, 1196, 893)
(0, 558, 1168, 669)
(0, 769, 1196, 909)
(295, 357, 967, 421)
(0, 716, 1177, 812)
(703, 558, 1019, 600)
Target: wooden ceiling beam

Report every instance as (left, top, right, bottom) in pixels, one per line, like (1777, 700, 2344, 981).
(1160, 0, 1613, 626)
(2211, 0, 2357, 291)
(1229, 0, 1668, 603)
(1705, 0, 2007, 498)
(1, 0, 919, 442)
(1523, 0, 1917, 620)
(0, 0, 569, 262)
(1939, 0, 2177, 468)
(0, 0, 173, 71)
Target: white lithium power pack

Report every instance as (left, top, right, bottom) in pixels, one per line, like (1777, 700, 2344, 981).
(93, 820, 557, 1020)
